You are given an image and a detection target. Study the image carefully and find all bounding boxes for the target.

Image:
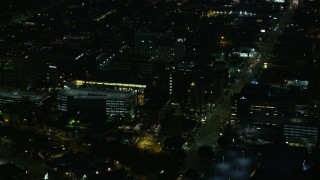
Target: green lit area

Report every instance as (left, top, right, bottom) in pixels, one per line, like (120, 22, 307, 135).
(94, 10, 116, 22)
(66, 118, 90, 129)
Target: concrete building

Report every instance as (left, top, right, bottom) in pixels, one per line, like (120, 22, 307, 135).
(165, 61, 226, 111)
(58, 86, 137, 119)
(231, 83, 310, 126)
(0, 88, 49, 107)
(0, 88, 50, 125)
(283, 117, 319, 148)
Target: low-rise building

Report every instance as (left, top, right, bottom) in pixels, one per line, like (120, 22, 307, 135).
(58, 82, 140, 121)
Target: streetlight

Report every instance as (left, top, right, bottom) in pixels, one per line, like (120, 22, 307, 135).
(219, 36, 225, 46)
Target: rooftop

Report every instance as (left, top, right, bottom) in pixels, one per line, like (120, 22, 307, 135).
(284, 116, 319, 126)
(0, 88, 49, 103)
(60, 86, 137, 100)
(71, 79, 146, 89)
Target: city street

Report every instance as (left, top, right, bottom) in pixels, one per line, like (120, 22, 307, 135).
(182, 0, 300, 172)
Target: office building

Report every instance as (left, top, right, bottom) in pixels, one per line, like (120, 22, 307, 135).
(0, 88, 50, 125)
(231, 83, 310, 126)
(58, 86, 137, 120)
(165, 61, 226, 111)
(283, 117, 319, 148)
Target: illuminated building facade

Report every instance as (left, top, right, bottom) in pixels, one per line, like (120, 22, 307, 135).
(58, 86, 137, 119)
(71, 80, 146, 105)
(283, 117, 319, 148)
(58, 80, 147, 120)
(232, 83, 310, 126)
(231, 96, 285, 125)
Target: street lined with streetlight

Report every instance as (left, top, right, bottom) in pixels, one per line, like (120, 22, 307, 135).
(182, 0, 300, 172)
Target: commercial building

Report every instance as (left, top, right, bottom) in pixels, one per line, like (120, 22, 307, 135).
(0, 88, 49, 107)
(70, 80, 146, 105)
(165, 61, 226, 111)
(58, 86, 137, 120)
(0, 88, 50, 125)
(283, 117, 319, 148)
(231, 83, 310, 126)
